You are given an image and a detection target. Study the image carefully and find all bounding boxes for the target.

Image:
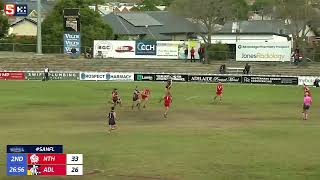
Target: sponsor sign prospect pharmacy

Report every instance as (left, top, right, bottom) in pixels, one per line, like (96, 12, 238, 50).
(236, 42, 291, 62)
(80, 72, 134, 81)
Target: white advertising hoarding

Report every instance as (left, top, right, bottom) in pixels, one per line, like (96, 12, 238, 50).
(93, 40, 201, 59)
(236, 42, 291, 62)
(156, 41, 180, 59)
(298, 76, 320, 86)
(80, 72, 134, 81)
(94, 40, 135, 58)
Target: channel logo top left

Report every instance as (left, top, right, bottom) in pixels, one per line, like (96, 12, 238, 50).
(4, 3, 28, 16)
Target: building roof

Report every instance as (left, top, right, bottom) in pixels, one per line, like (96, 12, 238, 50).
(102, 11, 205, 40)
(219, 20, 291, 36)
(10, 17, 44, 27)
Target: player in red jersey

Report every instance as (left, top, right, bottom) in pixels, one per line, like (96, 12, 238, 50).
(304, 83, 312, 97)
(161, 92, 172, 118)
(141, 87, 151, 108)
(214, 81, 223, 103)
(111, 88, 121, 107)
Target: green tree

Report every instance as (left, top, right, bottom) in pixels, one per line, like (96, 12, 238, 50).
(274, 0, 320, 52)
(251, 0, 276, 19)
(0, 0, 3, 10)
(0, 0, 10, 39)
(170, 0, 249, 63)
(161, 0, 174, 6)
(42, 0, 113, 47)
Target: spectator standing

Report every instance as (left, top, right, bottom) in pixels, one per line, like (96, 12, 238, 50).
(184, 46, 188, 62)
(190, 47, 195, 62)
(292, 48, 301, 65)
(198, 46, 205, 63)
(44, 66, 49, 81)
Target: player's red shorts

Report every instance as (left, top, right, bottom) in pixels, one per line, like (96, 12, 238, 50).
(216, 91, 222, 96)
(142, 95, 149, 100)
(164, 102, 171, 107)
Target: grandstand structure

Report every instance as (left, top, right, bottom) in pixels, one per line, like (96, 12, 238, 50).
(0, 52, 318, 76)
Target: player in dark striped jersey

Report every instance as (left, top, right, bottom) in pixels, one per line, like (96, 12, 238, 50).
(166, 77, 173, 92)
(111, 88, 121, 107)
(108, 107, 117, 133)
(132, 86, 141, 110)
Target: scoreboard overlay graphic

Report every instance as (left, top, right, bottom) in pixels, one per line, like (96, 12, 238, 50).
(6, 145, 83, 176)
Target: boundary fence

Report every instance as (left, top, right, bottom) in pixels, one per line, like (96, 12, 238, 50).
(1, 70, 318, 86)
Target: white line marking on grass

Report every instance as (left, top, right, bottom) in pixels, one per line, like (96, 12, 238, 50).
(186, 96, 199, 100)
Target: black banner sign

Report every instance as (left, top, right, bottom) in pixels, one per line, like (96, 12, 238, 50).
(242, 76, 298, 85)
(188, 75, 242, 83)
(154, 74, 188, 82)
(134, 74, 156, 81)
(63, 8, 80, 32)
(133, 73, 299, 86)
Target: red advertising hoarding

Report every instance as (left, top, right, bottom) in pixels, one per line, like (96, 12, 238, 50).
(27, 165, 66, 176)
(27, 154, 66, 165)
(0, 72, 25, 80)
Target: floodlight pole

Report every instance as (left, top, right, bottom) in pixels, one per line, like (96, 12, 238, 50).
(37, 0, 42, 54)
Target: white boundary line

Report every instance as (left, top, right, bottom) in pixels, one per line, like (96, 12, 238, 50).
(186, 96, 199, 100)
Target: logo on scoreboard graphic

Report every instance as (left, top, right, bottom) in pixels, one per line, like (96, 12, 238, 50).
(4, 4, 28, 16)
(30, 154, 39, 164)
(29, 165, 40, 175)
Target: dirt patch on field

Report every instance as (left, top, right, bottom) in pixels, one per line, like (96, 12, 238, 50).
(62, 104, 265, 131)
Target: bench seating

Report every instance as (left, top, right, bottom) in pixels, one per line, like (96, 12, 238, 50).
(226, 67, 253, 74)
(226, 67, 244, 74)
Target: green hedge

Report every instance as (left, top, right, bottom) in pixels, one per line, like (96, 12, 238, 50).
(207, 43, 230, 61)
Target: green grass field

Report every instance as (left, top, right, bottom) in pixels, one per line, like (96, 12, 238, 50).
(0, 81, 319, 180)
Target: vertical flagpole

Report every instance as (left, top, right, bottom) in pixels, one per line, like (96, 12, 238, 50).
(37, 0, 42, 54)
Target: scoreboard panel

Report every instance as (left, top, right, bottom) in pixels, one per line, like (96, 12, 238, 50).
(6, 145, 83, 176)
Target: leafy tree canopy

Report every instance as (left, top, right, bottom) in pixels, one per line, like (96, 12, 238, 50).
(42, 0, 113, 47)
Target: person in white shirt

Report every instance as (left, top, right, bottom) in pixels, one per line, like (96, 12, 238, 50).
(44, 66, 49, 81)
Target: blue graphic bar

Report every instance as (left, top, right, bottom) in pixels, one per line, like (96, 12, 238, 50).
(7, 154, 27, 165)
(7, 145, 63, 153)
(6, 164, 27, 176)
